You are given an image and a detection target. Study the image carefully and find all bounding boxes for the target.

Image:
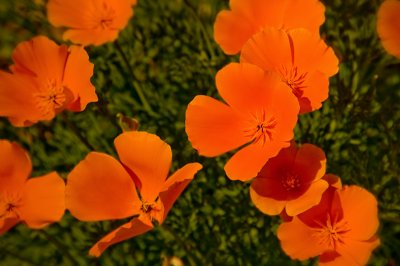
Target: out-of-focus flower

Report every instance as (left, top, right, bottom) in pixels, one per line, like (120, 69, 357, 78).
(214, 0, 325, 55)
(185, 63, 299, 181)
(377, 0, 400, 58)
(0, 36, 97, 127)
(0, 140, 65, 234)
(47, 0, 137, 46)
(241, 28, 338, 114)
(277, 178, 380, 266)
(66, 131, 202, 257)
(250, 142, 328, 216)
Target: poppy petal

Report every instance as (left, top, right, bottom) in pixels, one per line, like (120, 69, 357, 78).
(89, 217, 153, 257)
(63, 29, 120, 47)
(114, 131, 172, 202)
(285, 179, 329, 216)
(159, 163, 202, 221)
(185, 95, 249, 157)
(0, 217, 19, 235)
(282, 0, 325, 34)
(0, 140, 31, 193)
(225, 140, 288, 181)
(339, 186, 379, 240)
(47, 0, 97, 28)
(66, 152, 140, 221)
(377, 0, 400, 58)
(298, 71, 329, 113)
(277, 216, 325, 260)
(294, 143, 327, 184)
(18, 172, 65, 229)
(331, 237, 380, 266)
(250, 179, 286, 215)
(63, 46, 98, 111)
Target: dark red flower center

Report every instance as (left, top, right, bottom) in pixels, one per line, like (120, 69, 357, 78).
(278, 65, 308, 97)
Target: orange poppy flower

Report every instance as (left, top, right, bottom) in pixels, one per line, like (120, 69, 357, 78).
(0, 140, 65, 234)
(241, 27, 339, 114)
(250, 142, 329, 216)
(377, 0, 400, 58)
(47, 0, 137, 46)
(0, 36, 97, 127)
(277, 178, 380, 266)
(214, 0, 325, 55)
(66, 131, 202, 257)
(185, 63, 299, 181)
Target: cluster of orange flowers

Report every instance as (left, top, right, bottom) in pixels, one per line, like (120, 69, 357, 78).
(0, 0, 398, 263)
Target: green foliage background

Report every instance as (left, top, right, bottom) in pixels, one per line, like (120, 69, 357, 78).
(0, 0, 399, 265)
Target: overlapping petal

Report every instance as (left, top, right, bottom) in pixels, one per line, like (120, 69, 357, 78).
(377, 0, 400, 58)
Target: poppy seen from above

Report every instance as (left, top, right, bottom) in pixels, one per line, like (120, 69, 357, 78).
(47, 0, 137, 46)
(66, 131, 202, 257)
(0, 36, 97, 127)
(214, 0, 325, 55)
(277, 176, 380, 266)
(377, 0, 400, 58)
(250, 142, 329, 217)
(185, 63, 299, 182)
(241, 27, 339, 114)
(0, 140, 65, 234)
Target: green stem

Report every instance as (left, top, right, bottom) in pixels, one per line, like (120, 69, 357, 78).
(113, 40, 156, 116)
(40, 230, 80, 266)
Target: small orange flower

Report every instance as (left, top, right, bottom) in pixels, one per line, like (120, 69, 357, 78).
(66, 131, 202, 257)
(277, 178, 380, 266)
(0, 140, 65, 234)
(250, 142, 328, 216)
(241, 27, 339, 114)
(377, 0, 400, 58)
(214, 0, 326, 55)
(0, 36, 97, 127)
(47, 0, 137, 46)
(185, 63, 299, 181)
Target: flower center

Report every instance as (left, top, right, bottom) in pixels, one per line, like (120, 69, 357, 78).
(278, 65, 307, 97)
(98, 2, 116, 30)
(33, 79, 67, 118)
(140, 200, 163, 224)
(244, 110, 277, 145)
(281, 173, 301, 191)
(314, 214, 350, 250)
(0, 193, 22, 220)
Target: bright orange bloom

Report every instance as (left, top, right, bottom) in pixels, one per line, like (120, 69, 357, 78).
(66, 131, 202, 257)
(0, 36, 97, 127)
(277, 178, 380, 266)
(47, 0, 137, 46)
(185, 63, 299, 181)
(0, 140, 65, 234)
(214, 0, 325, 55)
(241, 27, 339, 114)
(377, 0, 400, 58)
(250, 142, 329, 216)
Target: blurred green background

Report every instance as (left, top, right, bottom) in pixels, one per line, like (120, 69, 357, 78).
(0, 0, 399, 265)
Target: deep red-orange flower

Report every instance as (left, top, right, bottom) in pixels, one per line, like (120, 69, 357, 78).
(0, 140, 65, 234)
(0, 36, 97, 127)
(66, 131, 202, 257)
(241, 27, 339, 114)
(377, 0, 400, 58)
(47, 0, 137, 46)
(277, 178, 380, 266)
(185, 63, 299, 181)
(214, 0, 325, 55)
(250, 142, 328, 216)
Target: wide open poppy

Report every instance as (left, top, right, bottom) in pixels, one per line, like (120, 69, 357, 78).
(0, 36, 97, 127)
(377, 0, 400, 58)
(0, 140, 65, 234)
(47, 0, 137, 46)
(250, 142, 328, 216)
(66, 131, 202, 257)
(241, 27, 339, 114)
(277, 177, 380, 266)
(214, 0, 325, 55)
(185, 63, 299, 181)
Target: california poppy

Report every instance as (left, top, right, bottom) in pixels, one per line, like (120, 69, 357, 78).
(241, 27, 339, 114)
(214, 0, 325, 55)
(277, 177, 380, 266)
(185, 63, 299, 181)
(250, 142, 329, 216)
(66, 131, 202, 257)
(47, 0, 137, 46)
(0, 36, 97, 127)
(0, 140, 65, 234)
(377, 0, 400, 58)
